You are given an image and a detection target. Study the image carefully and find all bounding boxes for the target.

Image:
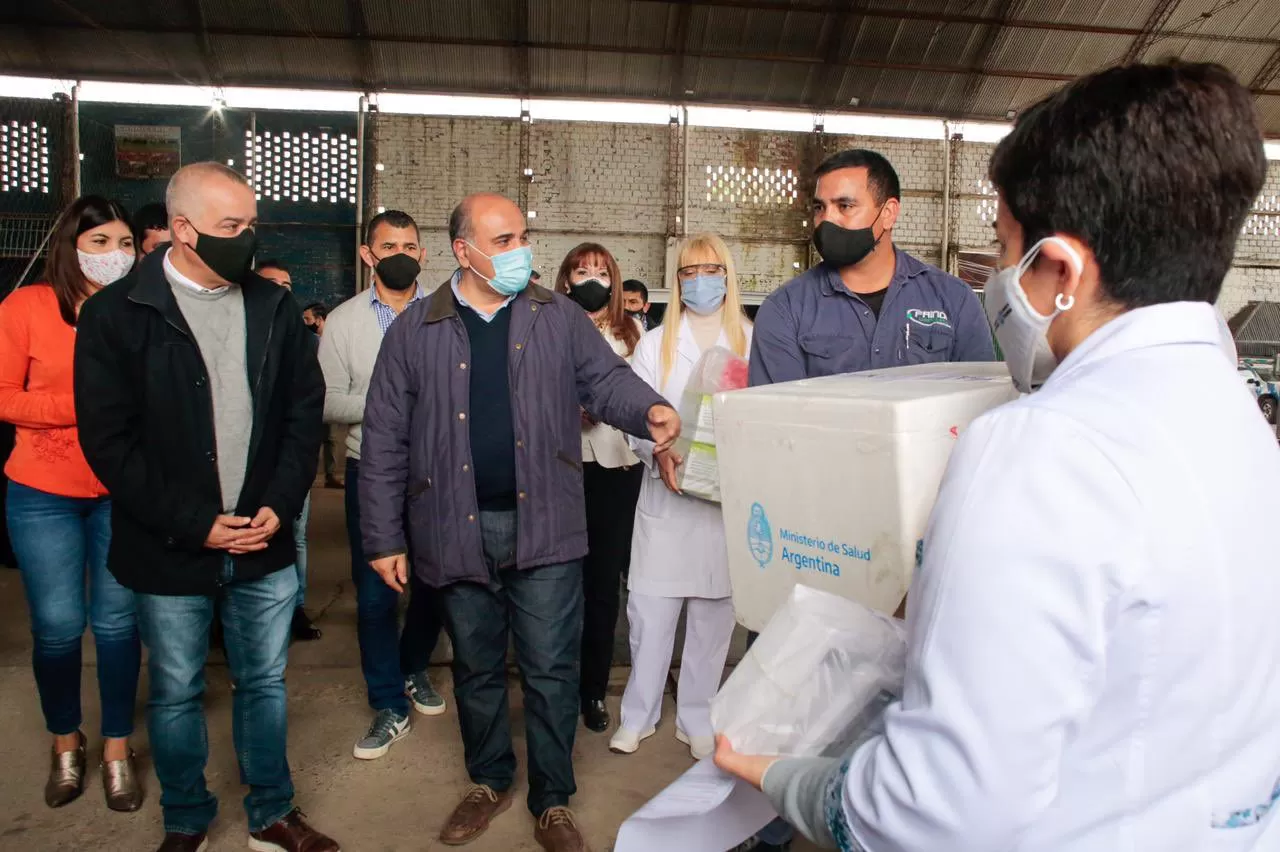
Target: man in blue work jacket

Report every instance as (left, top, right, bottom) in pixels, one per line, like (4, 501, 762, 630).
(738, 148, 994, 852)
(749, 148, 994, 387)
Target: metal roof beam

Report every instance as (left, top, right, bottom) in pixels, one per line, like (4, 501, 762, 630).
(805, 0, 868, 109)
(188, 0, 221, 86)
(5, 20, 1280, 99)
(516, 0, 531, 96)
(1122, 0, 1182, 64)
(346, 0, 377, 92)
(957, 0, 1026, 119)
(668, 0, 693, 102)
(8, 6, 1277, 49)
(621, 0, 1277, 47)
(1252, 47, 1280, 89)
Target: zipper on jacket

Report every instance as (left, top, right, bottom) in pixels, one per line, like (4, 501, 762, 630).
(254, 322, 274, 396)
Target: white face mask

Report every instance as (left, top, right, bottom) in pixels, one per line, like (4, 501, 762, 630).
(983, 236, 1083, 394)
(77, 248, 135, 287)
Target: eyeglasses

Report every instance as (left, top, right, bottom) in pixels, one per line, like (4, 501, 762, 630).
(677, 263, 726, 280)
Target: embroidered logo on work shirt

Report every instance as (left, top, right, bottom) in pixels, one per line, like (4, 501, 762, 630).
(906, 308, 951, 328)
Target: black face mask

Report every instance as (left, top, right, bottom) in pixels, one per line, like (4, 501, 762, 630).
(812, 208, 886, 269)
(373, 252, 421, 292)
(304, 322, 319, 335)
(568, 278, 611, 313)
(188, 226, 257, 284)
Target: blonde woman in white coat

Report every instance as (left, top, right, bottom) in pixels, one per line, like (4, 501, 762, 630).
(610, 233, 752, 761)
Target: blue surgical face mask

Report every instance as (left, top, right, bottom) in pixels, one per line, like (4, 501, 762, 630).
(680, 274, 727, 314)
(467, 242, 534, 297)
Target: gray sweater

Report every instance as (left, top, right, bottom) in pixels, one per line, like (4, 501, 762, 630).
(762, 756, 843, 849)
(167, 266, 252, 513)
(317, 290, 386, 460)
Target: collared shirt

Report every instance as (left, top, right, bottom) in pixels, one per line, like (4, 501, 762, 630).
(370, 281, 427, 335)
(164, 249, 230, 296)
(451, 272, 515, 323)
(748, 248, 995, 387)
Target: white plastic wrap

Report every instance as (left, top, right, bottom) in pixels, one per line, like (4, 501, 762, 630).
(671, 346, 749, 503)
(711, 584, 907, 758)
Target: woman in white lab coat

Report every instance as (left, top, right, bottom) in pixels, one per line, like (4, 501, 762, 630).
(609, 233, 752, 761)
(715, 63, 1280, 852)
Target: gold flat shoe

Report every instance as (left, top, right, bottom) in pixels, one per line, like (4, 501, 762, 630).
(102, 749, 143, 812)
(45, 732, 86, 808)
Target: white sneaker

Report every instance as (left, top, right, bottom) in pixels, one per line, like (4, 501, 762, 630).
(609, 726, 656, 754)
(676, 728, 715, 761)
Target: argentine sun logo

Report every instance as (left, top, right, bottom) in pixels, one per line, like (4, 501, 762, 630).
(747, 502, 774, 568)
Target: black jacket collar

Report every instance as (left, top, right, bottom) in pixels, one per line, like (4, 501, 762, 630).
(128, 248, 287, 336)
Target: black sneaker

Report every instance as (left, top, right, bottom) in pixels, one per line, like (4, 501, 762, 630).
(290, 607, 322, 641)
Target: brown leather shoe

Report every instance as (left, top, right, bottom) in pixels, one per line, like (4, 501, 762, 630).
(248, 808, 339, 852)
(534, 807, 589, 852)
(439, 784, 514, 846)
(155, 832, 208, 852)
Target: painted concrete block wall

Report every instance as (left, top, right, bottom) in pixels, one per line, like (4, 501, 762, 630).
(529, 120, 669, 287)
(826, 133, 947, 257)
(370, 114, 521, 258)
(371, 111, 1280, 313)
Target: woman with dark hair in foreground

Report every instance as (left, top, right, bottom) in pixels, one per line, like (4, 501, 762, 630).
(0, 195, 142, 811)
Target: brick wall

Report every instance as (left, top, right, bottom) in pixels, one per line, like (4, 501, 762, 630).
(372, 115, 965, 298)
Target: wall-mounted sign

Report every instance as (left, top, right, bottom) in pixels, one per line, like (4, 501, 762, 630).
(114, 125, 181, 179)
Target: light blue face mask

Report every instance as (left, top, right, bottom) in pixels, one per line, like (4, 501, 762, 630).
(468, 242, 534, 297)
(681, 274, 727, 314)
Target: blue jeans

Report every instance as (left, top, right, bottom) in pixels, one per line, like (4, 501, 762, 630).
(440, 509, 583, 816)
(294, 491, 310, 609)
(135, 560, 297, 835)
(346, 458, 441, 715)
(8, 482, 139, 738)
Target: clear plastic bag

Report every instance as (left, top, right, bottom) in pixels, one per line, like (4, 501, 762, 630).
(711, 584, 907, 758)
(672, 346, 750, 503)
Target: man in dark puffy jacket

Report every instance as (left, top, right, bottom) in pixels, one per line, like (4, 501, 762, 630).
(75, 162, 336, 852)
(360, 192, 680, 852)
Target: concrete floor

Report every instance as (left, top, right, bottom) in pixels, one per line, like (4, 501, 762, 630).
(0, 487, 818, 852)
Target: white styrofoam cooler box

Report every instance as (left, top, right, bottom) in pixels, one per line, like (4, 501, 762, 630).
(715, 362, 1017, 632)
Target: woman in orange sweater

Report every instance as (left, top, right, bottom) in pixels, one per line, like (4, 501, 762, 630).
(0, 196, 142, 811)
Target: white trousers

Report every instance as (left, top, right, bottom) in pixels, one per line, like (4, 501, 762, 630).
(618, 591, 736, 740)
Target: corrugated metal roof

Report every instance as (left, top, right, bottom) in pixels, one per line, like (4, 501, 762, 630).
(1231, 301, 1280, 357)
(202, 0, 349, 36)
(688, 4, 826, 58)
(530, 0, 674, 51)
(363, 0, 521, 42)
(2, 1, 1279, 133)
(211, 34, 362, 86)
(529, 48, 672, 98)
(986, 29, 1133, 77)
(372, 42, 520, 92)
(1152, 0, 1277, 40)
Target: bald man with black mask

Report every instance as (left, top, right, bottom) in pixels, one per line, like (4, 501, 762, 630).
(75, 162, 337, 852)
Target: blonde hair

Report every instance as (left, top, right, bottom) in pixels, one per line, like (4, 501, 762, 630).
(659, 232, 750, 389)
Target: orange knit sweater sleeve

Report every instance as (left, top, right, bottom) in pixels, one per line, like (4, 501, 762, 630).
(0, 288, 77, 429)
